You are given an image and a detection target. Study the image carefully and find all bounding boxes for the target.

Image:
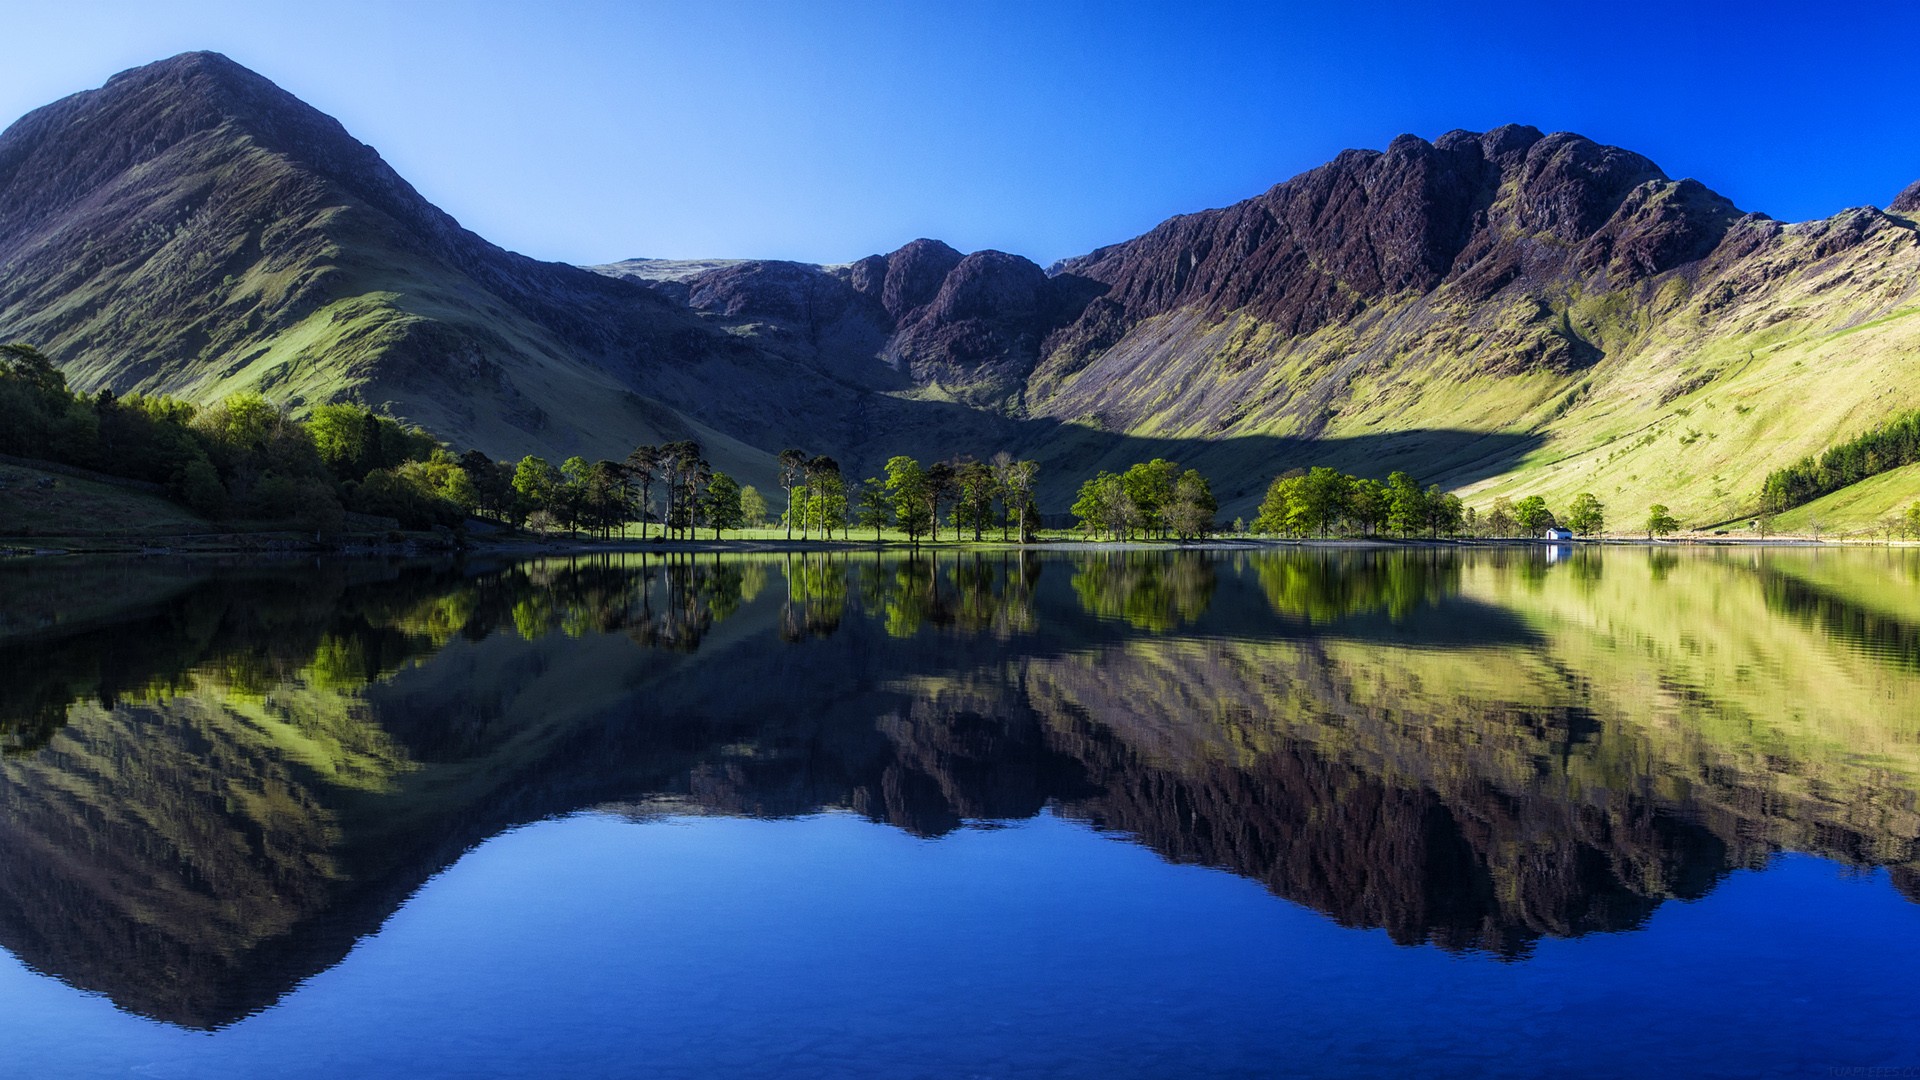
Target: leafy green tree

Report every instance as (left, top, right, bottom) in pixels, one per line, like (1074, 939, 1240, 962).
(997, 457, 1040, 542)
(1348, 478, 1389, 536)
(806, 468, 847, 540)
(0, 342, 65, 394)
(1072, 471, 1133, 540)
(1121, 458, 1179, 538)
(586, 459, 630, 537)
(173, 456, 227, 518)
(703, 472, 744, 538)
(1168, 469, 1217, 540)
(1425, 486, 1465, 538)
(1254, 474, 1304, 537)
(1300, 466, 1350, 537)
(513, 456, 559, 527)
(1646, 504, 1679, 539)
(885, 456, 932, 544)
(954, 459, 998, 541)
(739, 484, 768, 528)
(1386, 472, 1427, 537)
(307, 403, 380, 481)
(459, 449, 516, 523)
(557, 457, 594, 537)
(856, 476, 892, 540)
(1566, 492, 1605, 536)
(1486, 496, 1516, 538)
(1513, 495, 1555, 537)
(799, 455, 840, 540)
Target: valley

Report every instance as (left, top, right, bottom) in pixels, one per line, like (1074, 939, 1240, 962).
(2, 52, 1917, 529)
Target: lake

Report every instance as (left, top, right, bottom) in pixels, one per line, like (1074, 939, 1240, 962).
(0, 545, 1916, 1078)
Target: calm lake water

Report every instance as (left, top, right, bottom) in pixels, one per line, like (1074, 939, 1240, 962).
(0, 545, 1917, 1078)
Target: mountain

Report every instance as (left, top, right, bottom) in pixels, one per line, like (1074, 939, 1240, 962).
(0, 51, 852, 486)
(4, 53, 1919, 523)
(632, 125, 1920, 524)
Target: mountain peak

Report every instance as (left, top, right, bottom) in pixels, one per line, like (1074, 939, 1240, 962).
(1892, 179, 1920, 214)
(106, 49, 253, 84)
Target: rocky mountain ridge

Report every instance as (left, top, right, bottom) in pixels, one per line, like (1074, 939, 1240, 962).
(4, 52, 1919, 521)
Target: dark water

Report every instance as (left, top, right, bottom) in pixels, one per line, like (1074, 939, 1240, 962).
(0, 546, 1917, 1078)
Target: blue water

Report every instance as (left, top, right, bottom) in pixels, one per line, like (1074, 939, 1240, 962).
(1, 811, 1913, 1079)
(3, 547, 1919, 1076)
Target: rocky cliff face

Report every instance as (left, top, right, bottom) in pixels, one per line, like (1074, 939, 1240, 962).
(6, 53, 1920, 521)
(603, 120, 1920, 522)
(601, 237, 1100, 411)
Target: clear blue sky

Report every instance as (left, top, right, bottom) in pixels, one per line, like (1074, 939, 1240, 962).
(6, 0, 1917, 267)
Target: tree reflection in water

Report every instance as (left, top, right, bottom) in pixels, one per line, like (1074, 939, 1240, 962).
(0, 546, 1916, 1027)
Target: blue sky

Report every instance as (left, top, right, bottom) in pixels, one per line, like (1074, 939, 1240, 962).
(5, 0, 1917, 266)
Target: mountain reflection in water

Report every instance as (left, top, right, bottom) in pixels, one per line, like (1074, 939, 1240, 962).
(0, 546, 1916, 1029)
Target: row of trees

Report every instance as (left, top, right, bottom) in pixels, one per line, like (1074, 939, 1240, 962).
(1246, 467, 1676, 540)
(499, 445, 1051, 546)
(0, 343, 475, 531)
(1761, 409, 1920, 513)
(1069, 459, 1218, 540)
(1254, 468, 1466, 538)
(5, 340, 1704, 544)
(875, 453, 1042, 544)
(507, 441, 748, 540)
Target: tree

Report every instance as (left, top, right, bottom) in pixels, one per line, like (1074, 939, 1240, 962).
(1348, 478, 1389, 536)
(1071, 471, 1134, 540)
(558, 456, 593, 537)
(1254, 474, 1304, 537)
(626, 444, 662, 538)
(1513, 495, 1554, 537)
(807, 469, 847, 539)
(1386, 472, 1428, 538)
(954, 459, 998, 541)
(856, 476, 892, 540)
(0, 342, 66, 394)
(512, 456, 559, 527)
(586, 459, 630, 538)
(778, 448, 808, 541)
(739, 484, 769, 528)
(1565, 492, 1605, 536)
(800, 455, 840, 540)
(925, 460, 957, 542)
(1300, 466, 1350, 538)
(1121, 459, 1179, 538)
(1168, 469, 1217, 540)
(654, 440, 707, 540)
(1425, 487, 1464, 538)
(703, 472, 744, 538)
(997, 457, 1040, 542)
(885, 456, 932, 544)
(1646, 504, 1679, 539)
(459, 449, 515, 523)
(1486, 496, 1516, 538)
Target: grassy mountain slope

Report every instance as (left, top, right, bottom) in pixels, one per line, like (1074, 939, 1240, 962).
(4, 55, 1917, 523)
(1024, 130, 1920, 525)
(0, 53, 801, 487)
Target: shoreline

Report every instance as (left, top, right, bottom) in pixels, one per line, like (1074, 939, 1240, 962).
(0, 531, 1891, 561)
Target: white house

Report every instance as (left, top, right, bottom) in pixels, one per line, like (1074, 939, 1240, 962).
(1543, 527, 1575, 541)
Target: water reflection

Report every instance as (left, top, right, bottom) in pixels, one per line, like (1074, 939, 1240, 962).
(0, 546, 1916, 1027)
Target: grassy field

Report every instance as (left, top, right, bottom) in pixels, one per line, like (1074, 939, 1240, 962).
(0, 463, 211, 540)
(1769, 461, 1920, 537)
